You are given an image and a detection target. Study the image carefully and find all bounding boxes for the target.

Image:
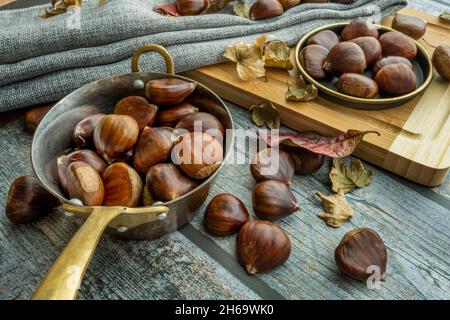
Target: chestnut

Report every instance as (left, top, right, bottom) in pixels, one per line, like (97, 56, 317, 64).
(392, 14, 426, 39)
(72, 114, 105, 149)
(252, 180, 299, 221)
(174, 112, 225, 141)
(432, 45, 450, 82)
(306, 30, 339, 51)
(204, 193, 250, 236)
(373, 56, 413, 74)
(250, 148, 295, 185)
(145, 163, 198, 202)
(323, 42, 367, 76)
(57, 149, 107, 193)
(335, 227, 387, 281)
(93, 114, 139, 162)
(156, 101, 199, 127)
(337, 73, 379, 98)
(66, 161, 105, 206)
(5, 176, 59, 224)
(171, 131, 223, 180)
(133, 127, 176, 173)
(102, 162, 143, 207)
(236, 220, 291, 274)
(114, 96, 158, 132)
(282, 147, 325, 174)
(341, 17, 379, 41)
(249, 0, 284, 21)
(300, 44, 329, 80)
(176, 0, 208, 15)
(349, 36, 382, 66)
(278, 0, 301, 10)
(24, 105, 53, 132)
(379, 31, 417, 60)
(375, 63, 417, 96)
(145, 78, 196, 106)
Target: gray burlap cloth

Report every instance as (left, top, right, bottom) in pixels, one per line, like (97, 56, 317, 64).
(0, 0, 406, 111)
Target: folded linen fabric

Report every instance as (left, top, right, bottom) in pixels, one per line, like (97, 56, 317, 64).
(0, 0, 407, 111)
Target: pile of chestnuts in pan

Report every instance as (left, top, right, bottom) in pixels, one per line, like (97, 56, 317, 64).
(301, 17, 425, 98)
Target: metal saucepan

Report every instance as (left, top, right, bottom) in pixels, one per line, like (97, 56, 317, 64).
(30, 45, 234, 300)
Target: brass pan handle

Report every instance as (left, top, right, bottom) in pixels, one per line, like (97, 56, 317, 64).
(131, 44, 175, 75)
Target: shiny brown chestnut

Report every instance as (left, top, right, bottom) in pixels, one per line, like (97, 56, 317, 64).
(236, 220, 291, 274)
(282, 147, 325, 175)
(175, 0, 208, 15)
(253, 180, 299, 221)
(379, 31, 417, 60)
(156, 101, 199, 127)
(250, 148, 295, 185)
(93, 114, 139, 162)
(341, 17, 379, 41)
(5, 176, 59, 224)
(204, 193, 250, 236)
(278, 0, 301, 10)
(306, 30, 340, 51)
(337, 73, 379, 98)
(72, 114, 105, 148)
(145, 78, 196, 106)
(300, 44, 329, 80)
(249, 0, 284, 21)
(102, 162, 143, 207)
(114, 96, 158, 132)
(133, 127, 176, 173)
(372, 56, 413, 74)
(66, 161, 105, 206)
(57, 149, 107, 193)
(349, 36, 382, 66)
(432, 45, 450, 82)
(392, 14, 426, 39)
(171, 132, 223, 180)
(375, 63, 417, 96)
(174, 112, 225, 140)
(335, 227, 387, 281)
(145, 163, 198, 202)
(24, 105, 53, 132)
(323, 42, 367, 76)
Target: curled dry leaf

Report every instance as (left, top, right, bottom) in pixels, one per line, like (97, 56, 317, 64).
(41, 0, 105, 18)
(257, 130, 380, 158)
(234, 1, 250, 18)
(249, 102, 281, 129)
(330, 158, 373, 193)
(286, 75, 318, 102)
(316, 190, 353, 228)
(439, 11, 450, 22)
(263, 40, 294, 70)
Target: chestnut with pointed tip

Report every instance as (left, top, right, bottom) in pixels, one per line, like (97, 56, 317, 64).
(373, 56, 413, 74)
(72, 114, 105, 148)
(171, 131, 223, 180)
(57, 149, 107, 193)
(250, 148, 295, 185)
(282, 147, 325, 175)
(335, 227, 387, 281)
(252, 180, 299, 221)
(306, 30, 339, 51)
(204, 193, 250, 236)
(146, 163, 198, 202)
(375, 63, 417, 96)
(432, 45, 450, 82)
(93, 114, 139, 163)
(379, 31, 417, 60)
(392, 14, 426, 39)
(349, 36, 382, 66)
(174, 112, 225, 140)
(249, 0, 284, 21)
(337, 73, 379, 98)
(323, 42, 367, 76)
(145, 78, 196, 106)
(300, 44, 329, 80)
(66, 161, 105, 206)
(6, 176, 59, 224)
(102, 162, 143, 207)
(341, 17, 379, 41)
(133, 127, 176, 173)
(114, 96, 158, 132)
(236, 220, 291, 274)
(156, 101, 199, 127)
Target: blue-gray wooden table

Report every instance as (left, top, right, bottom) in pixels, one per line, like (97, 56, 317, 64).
(0, 0, 449, 300)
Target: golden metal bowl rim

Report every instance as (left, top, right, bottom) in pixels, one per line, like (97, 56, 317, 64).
(294, 22, 434, 105)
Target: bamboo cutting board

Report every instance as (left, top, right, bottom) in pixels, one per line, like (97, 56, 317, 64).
(184, 8, 450, 187)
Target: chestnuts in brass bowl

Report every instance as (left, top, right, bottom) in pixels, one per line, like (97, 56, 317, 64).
(295, 22, 433, 109)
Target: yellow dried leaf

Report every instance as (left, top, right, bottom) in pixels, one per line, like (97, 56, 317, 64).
(249, 102, 280, 129)
(224, 41, 266, 81)
(233, 1, 250, 18)
(330, 158, 373, 193)
(286, 75, 318, 102)
(263, 40, 294, 70)
(316, 190, 354, 228)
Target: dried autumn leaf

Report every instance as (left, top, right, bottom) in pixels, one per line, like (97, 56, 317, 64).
(224, 39, 266, 81)
(330, 158, 373, 193)
(439, 11, 450, 22)
(316, 190, 353, 228)
(257, 130, 380, 158)
(40, 0, 105, 18)
(153, 2, 179, 16)
(286, 75, 318, 102)
(249, 102, 281, 129)
(263, 40, 294, 70)
(234, 1, 250, 18)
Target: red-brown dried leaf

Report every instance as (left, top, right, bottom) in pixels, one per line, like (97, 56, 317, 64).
(153, 2, 179, 16)
(257, 130, 380, 158)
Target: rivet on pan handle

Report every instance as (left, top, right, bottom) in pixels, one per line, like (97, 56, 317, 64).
(131, 44, 175, 75)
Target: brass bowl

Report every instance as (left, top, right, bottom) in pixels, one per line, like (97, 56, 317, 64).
(295, 23, 434, 109)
